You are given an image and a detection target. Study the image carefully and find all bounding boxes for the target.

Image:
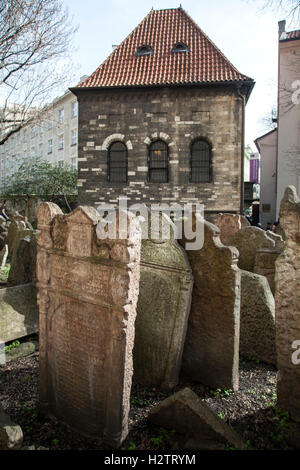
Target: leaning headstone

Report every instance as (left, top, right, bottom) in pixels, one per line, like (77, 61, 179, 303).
(228, 226, 275, 272)
(240, 270, 276, 364)
(275, 186, 300, 423)
(6, 219, 27, 255)
(7, 232, 39, 286)
(0, 284, 38, 344)
(37, 202, 141, 448)
(216, 213, 241, 245)
(133, 213, 193, 390)
(148, 388, 245, 450)
(180, 215, 240, 391)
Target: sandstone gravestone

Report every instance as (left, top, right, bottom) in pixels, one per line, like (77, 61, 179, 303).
(133, 213, 193, 390)
(180, 215, 240, 391)
(7, 231, 39, 286)
(254, 248, 282, 294)
(216, 213, 241, 245)
(275, 186, 300, 423)
(37, 202, 141, 448)
(0, 284, 38, 343)
(228, 226, 275, 272)
(240, 270, 276, 364)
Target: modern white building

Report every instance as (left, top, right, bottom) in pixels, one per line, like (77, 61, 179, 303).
(0, 88, 80, 188)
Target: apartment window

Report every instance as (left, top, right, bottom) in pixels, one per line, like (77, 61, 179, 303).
(71, 101, 78, 118)
(40, 121, 44, 134)
(148, 140, 169, 183)
(108, 141, 127, 183)
(190, 139, 212, 183)
(48, 139, 53, 154)
(23, 152, 27, 159)
(58, 134, 64, 150)
(71, 157, 77, 169)
(58, 160, 64, 168)
(48, 119, 53, 130)
(39, 143, 43, 157)
(31, 146, 35, 157)
(31, 126, 35, 139)
(71, 129, 77, 146)
(58, 108, 64, 124)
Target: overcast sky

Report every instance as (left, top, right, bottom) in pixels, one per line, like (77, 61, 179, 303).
(63, 0, 300, 149)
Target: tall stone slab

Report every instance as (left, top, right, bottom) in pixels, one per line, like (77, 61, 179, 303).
(37, 202, 141, 447)
(180, 215, 240, 391)
(275, 186, 300, 423)
(228, 226, 275, 272)
(133, 213, 193, 390)
(7, 231, 39, 286)
(240, 270, 276, 364)
(216, 213, 242, 245)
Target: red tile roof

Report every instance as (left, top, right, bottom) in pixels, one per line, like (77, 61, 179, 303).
(75, 8, 254, 90)
(281, 29, 300, 41)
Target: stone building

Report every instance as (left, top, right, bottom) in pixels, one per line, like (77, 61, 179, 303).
(71, 7, 254, 214)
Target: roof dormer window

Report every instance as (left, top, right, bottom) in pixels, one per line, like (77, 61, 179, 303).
(136, 45, 153, 56)
(172, 42, 189, 53)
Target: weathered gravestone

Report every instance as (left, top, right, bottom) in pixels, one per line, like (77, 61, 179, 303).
(216, 213, 242, 245)
(228, 226, 275, 272)
(180, 215, 240, 391)
(7, 231, 39, 286)
(0, 284, 38, 344)
(133, 213, 193, 390)
(37, 202, 141, 447)
(254, 248, 282, 294)
(0, 244, 8, 268)
(240, 270, 276, 364)
(6, 219, 27, 256)
(275, 186, 300, 423)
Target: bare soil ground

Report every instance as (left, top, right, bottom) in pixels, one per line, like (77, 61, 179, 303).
(0, 335, 299, 451)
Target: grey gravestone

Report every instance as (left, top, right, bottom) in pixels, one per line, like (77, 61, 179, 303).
(240, 270, 276, 364)
(228, 226, 275, 272)
(180, 215, 240, 391)
(0, 284, 38, 343)
(133, 213, 193, 390)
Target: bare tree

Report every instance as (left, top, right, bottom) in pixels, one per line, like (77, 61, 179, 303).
(259, 0, 300, 20)
(0, 0, 77, 145)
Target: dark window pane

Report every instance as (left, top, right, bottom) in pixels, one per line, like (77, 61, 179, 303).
(191, 140, 211, 183)
(149, 140, 168, 183)
(108, 142, 127, 182)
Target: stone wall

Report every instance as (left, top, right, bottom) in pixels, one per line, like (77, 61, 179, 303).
(75, 85, 243, 212)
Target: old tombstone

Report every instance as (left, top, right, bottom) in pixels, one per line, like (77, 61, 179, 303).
(0, 284, 38, 344)
(133, 213, 193, 390)
(180, 215, 240, 391)
(148, 388, 245, 450)
(275, 186, 300, 423)
(7, 232, 39, 286)
(254, 248, 282, 294)
(216, 213, 241, 245)
(266, 230, 285, 251)
(37, 202, 141, 447)
(6, 219, 27, 256)
(240, 270, 276, 364)
(228, 226, 275, 272)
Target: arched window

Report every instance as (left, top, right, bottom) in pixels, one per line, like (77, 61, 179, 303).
(108, 141, 127, 183)
(148, 140, 169, 183)
(190, 140, 212, 183)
